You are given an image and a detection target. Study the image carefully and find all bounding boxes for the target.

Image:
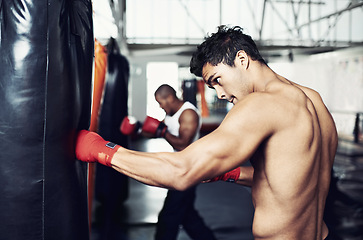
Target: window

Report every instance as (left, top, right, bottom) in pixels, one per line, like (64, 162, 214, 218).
(146, 62, 179, 120)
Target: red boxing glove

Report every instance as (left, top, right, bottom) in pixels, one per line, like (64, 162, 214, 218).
(209, 167, 240, 183)
(75, 130, 120, 167)
(142, 116, 167, 138)
(120, 116, 141, 135)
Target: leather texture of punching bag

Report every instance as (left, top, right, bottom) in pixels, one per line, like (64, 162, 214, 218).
(182, 79, 198, 107)
(0, 1, 93, 239)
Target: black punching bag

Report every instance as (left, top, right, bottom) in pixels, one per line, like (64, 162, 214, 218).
(0, 1, 93, 240)
(182, 79, 198, 106)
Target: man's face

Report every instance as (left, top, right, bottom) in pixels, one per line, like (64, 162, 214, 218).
(202, 61, 250, 105)
(155, 95, 172, 115)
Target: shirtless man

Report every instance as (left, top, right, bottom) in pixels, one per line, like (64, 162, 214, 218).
(76, 26, 338, 239)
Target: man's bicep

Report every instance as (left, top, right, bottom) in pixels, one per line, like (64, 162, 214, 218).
(208, 126, 259, 167)
(179, 125, 253, 184)
(184, 107, 272, 182)
(178, 110, 199, 140)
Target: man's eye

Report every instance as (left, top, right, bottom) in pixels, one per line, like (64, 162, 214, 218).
(215, 78, 221, 84)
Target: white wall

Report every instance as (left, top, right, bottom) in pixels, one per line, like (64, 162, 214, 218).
(128, 62, 148, 121)
(269, 47, 363, 136)
(128, 60, 185, 121)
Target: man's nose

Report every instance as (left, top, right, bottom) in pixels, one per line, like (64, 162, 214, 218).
(215, 86, 226, 100)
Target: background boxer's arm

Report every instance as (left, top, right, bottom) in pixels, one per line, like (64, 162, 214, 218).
(164, 109, 199, 151)
(110, 97, 274, 191)
(142, 116, 167, 137)
(120, 116, 141, 135)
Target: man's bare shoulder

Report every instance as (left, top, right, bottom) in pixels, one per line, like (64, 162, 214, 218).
(230, 92, 277, 114)
(219, 93, 280, 139)
(221, 84, 313, 141)
(228, 88, 302, 120)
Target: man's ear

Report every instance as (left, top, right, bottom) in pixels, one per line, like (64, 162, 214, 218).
(167, 95, 174, 103)
(236, 50, 249, 70)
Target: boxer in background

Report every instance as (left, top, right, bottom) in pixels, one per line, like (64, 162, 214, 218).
(146, 84, 216, 240)
(76, 25, 338, 240)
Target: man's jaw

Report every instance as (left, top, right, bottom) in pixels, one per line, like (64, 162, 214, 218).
(229, 97, 236, 105)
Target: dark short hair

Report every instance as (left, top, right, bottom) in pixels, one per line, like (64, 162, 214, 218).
(190, 25, 267, 77)
(154, 84, 177, 99)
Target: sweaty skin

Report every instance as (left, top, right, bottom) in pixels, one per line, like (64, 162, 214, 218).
(242, 79, 337, 239)
(110, 52, 337, 240)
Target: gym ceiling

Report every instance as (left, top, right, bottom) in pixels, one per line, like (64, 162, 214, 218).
(94, 0, 363, 62)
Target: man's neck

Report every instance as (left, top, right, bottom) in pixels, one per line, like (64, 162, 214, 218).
(170, 100, 184, 116)
(251, 64, 279, 93)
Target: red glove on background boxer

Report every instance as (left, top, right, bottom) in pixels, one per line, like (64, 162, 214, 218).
(208, 167, 240, 183)
(75, 130, 120, 167)
(142, 116, 167, 138)
(120, 116, 141, 135)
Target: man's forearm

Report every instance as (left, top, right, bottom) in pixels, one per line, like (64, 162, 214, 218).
(110, 148, 189, 190)
(235, 166, 254, 186)
(75, 130, 253, 191)
(205, 166, 254, 186)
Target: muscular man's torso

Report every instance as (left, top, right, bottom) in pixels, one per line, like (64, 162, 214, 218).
(250, 78, 337, 240)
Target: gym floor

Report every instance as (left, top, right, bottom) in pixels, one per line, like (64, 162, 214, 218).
(91, 137, 363, 240)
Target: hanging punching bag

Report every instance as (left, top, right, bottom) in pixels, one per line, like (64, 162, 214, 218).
(182, 79, 198, 106)
(0, 1, 93, 239)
